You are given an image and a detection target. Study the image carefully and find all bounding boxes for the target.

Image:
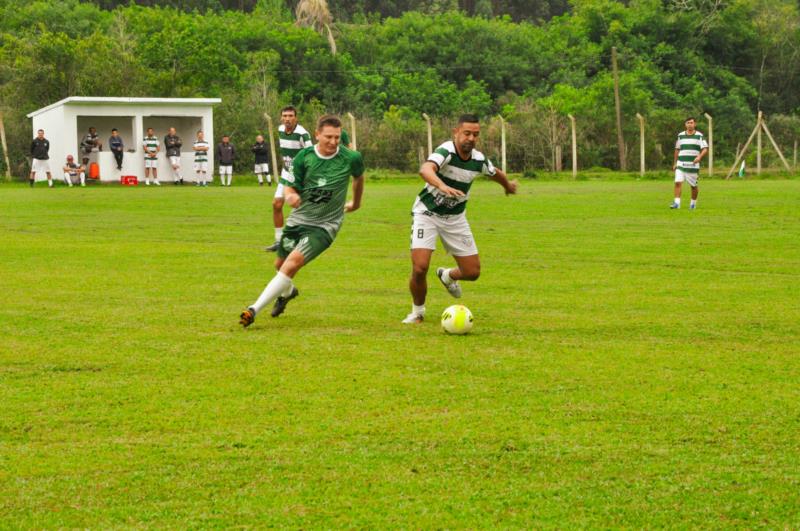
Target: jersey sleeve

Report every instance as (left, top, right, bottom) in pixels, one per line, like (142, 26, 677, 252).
(700, 136, 709, 150)
(427, 146, 451, 169)
(482, 157, 497, 176)
(301, 132, 312, 148)
(350, 151, 365, 177)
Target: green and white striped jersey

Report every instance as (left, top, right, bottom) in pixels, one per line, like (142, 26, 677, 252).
(278, 124, 312, 175)
(675, 131, 708, 173)
(413, 141, 496, 216)
(143, 135, 159, 160)
(193, 140, 209, 163)
(280, 146, 364, 238)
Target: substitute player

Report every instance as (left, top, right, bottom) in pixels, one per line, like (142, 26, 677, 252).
(265, 106, 313, 252)
(671, 117, 708, 210)
(251, 134, 271, 186)
(143, 127, 160, 186)
(193, 131, 210, 186)
(403, 114, 517, 324)
(240, 115, 364, 327)
(164, 127, 184, 185)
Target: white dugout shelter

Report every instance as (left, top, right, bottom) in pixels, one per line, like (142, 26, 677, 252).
(27, 97, 221, 182)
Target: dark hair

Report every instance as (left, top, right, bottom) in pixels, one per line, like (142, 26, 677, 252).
(317, 114, 342, 131)
(685, 116, 696, 122)
(197, 130, 203, 134)
(37, 129, 44, 133)
(147, 127, 154, 131)
(222, 134, 230, 139)
(458, 114, 480, 125)
(281, 106, 297, 116)
(111, 128, 118, 132)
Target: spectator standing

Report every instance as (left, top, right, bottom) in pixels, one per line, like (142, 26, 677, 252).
(216, 135, 235, 186)
(29, 129, 52, 187)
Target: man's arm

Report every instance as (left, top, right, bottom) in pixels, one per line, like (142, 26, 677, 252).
(420, 161, 464, 197)
(694, 147, 708, 164)
(488, 167, 517, 195)
(345, 175, 364, 213)
(672, 148, 679, 171)
(30, 141, 36, 156)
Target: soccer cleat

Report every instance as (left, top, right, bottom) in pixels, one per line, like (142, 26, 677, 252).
(265, 241, 280, 252)
(689, 203, 696, 210)
(670, 202, 679, 209)
(437, 267, 462, 298)
(239, 308, 256, 328)
(259, 181, 264, 187)
(271, 287, 299, 317)
(401, 313, 424, 324)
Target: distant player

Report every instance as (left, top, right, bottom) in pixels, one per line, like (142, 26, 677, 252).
(671, 117, 708, 210)
(142, 127, 160, 186)
(216, 135, 235, 186)
(251, 134, 271, 186)
(29, 129, 52, 187)
(403, 114, 517, 324)
(265, 106, 312, 252)
(164, 127, 183, 185)
(62, 155, 85, 187)
(239, 115, 365, 328)
(193, 131, 210, 186)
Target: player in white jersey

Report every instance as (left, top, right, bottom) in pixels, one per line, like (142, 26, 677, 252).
(671, 117, 708, 210)
(193, 131, 210, 186)
(403, 114, 518, 324)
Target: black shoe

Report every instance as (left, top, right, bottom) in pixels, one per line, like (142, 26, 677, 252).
(265, 241, 280, 252)
(239, 308, 255, 328)
(180, 179, 184, 185)
(271, 287, 299, 317)
(29, 179, 34, 188)
(259, 181, 264, 186)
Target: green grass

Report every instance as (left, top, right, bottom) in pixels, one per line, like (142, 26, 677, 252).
(1, 178, 799, 527)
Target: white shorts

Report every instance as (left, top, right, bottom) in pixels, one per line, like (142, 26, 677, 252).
(675, 168, 699, 187)
(410, 210, 478, 257)
(194, 162, 208, 172)
(144, 159, 158, 169)
(169, 156, 181, 167)
(254, 163, 269, 174)
(274, 182, 285, 199)
(219, 165, 233, 176)
(31, 158, 51, 175)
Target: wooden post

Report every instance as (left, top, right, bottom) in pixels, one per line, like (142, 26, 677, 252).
(418, 146, 425, 167)
(0, 111, 11, 181)
(498, 115, 507, 173)
(760, 118, 792, 172)
(421, 113, 432, 156)
(636, 113, 645, 176)
(550, 118, 557, 172)
(704, 112, 713, 177)
(612, 46, 626, 171)
(346, 112, 357, 150)
(756, 110, 762, 175)
(264, 112, 279, 181)
(567, 114, 577, 178)
(726, 119, 761, 179)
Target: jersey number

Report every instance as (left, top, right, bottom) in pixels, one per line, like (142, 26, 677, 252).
(417, 229, 424, 239)
(308, 189, 334, 204)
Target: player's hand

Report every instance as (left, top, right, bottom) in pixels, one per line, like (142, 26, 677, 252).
(438, 184, 465, 197)
(285, 192, 301, 208)
(693, 156, 701, 164)
(505, 179, 519, 195)
(344, 201, 359, 213)
(672, 164, 677, 171)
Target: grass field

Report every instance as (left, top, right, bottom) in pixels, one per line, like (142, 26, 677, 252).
(1, 178, 799, 527)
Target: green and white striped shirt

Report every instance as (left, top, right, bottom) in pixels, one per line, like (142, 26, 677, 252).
(143, 135, 159, 160)
(413, 141, 496, 216)
(193, 140, 209, 163)
(675, 131, 708, 173)
(278, 124, 312, 175)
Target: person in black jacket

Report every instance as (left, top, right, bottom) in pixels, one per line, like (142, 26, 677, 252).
(164, 127, 183, 185)
(251, 134, 271, 186)
(216, 135, 235, 186)
(109, 128, 125, 170)
(29, 129, 53, 187)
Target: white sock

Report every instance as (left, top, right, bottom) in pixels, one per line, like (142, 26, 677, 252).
(413, 304, 426, 316)
(280, 283, 295, 298)
(441, 268, 454, 284)
(63, 175, 71, 186)
(674, 197, 681, 205)
(251, 272, 293, 315)
(48, 180, 53, 187)
(80, 173, 85, 186)
(267, 174, 272, 184)
(257, 174, 263, 184)
(146, 178, 150, 185)
(274, 227, 283, 242)
(690, 199, 697, 207)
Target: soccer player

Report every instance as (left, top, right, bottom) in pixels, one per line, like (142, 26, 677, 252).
(265, 106, 313, 252)
(251, 134, 271, 186)
(216, 135, 235, 186)
(164, 127, 184, 185)
(62, 155, 85, 187)
(29, 129, 52, 187)
(403, 114, 518, 324)
(239, 115, 365, 328)
(671, 117, 708, 210)
(193, 131, 210, 186)
(142, 127, 160, 186)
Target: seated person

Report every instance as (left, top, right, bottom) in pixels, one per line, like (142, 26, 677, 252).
(63, 155, 86, 187)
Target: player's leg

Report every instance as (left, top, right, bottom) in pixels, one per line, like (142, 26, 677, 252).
(671, 170, 684, 208)
(405, 213, 439, 323)
(46, 171, 53, 188)
(436, 214, 479, 297)
(266, 185, 285, 252)
(688, 173, 699, 209)
(144, 166, 150, 185)
(227, 167, 233, 186)
(63, 172, 72, 187)
(448, 254, 481, 282)
(255, 165, 263, 186)
(153, 167, 160, 185)
(29, 169, 35, 187)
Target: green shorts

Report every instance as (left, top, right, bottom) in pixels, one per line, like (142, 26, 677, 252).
(277, 224, 334, 263)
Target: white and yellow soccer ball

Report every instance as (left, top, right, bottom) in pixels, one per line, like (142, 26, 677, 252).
(441, 305, 474, 335)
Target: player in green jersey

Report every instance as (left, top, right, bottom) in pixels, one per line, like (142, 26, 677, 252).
(671, 117, 708, 210)
(240, 115, 365, 327)
(403, 114, 518, 324)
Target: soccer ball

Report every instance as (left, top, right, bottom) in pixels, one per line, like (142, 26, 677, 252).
(441, 305, 474, 335)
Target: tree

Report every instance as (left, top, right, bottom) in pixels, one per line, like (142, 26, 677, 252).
(296, 0, 337, 55)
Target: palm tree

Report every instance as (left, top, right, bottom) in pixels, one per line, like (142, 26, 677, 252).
(295, 0, 337, 55)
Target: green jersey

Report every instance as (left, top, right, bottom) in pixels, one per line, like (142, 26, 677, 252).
(675, 130, 708, 174)
(143, 135, 159, 160)
(280, 146, 364, 238)
(413, 140, 496, 216)
(340, 129, 351, 147)
(193, 140, 209, 163)
(278, 124, 312, 176)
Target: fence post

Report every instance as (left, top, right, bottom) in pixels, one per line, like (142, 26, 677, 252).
(498, 115, 507, 173)
(0, 111, 10, 181)
(794, 139, 797, 169)
(567, 114, 577, 178)
(704, 112, 713, 176)
(612, 46, 626, 171)
(346, 112, 357, 150)
(636, 113, 645, 176)
(263, 112, 279, 184)
(422, 113, 432, 156)
(756, 110, 762, 175)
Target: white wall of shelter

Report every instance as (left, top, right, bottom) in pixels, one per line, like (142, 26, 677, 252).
(27, 97, 221, 182)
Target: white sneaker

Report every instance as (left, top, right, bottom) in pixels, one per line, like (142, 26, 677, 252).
(154, 180, 161, 186)
(145, 181, 150, 186)
(401, 313, 424, 324)
(437, 267, 462, 298)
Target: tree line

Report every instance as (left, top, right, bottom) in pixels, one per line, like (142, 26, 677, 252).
(1, 0, 798, 175)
